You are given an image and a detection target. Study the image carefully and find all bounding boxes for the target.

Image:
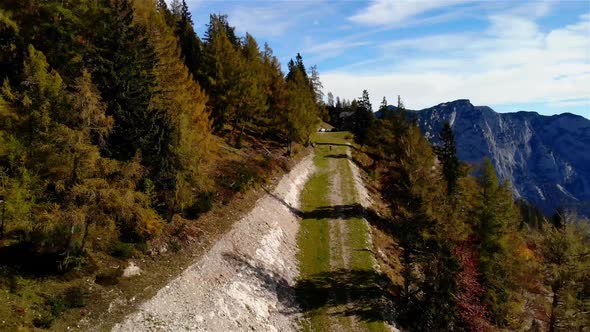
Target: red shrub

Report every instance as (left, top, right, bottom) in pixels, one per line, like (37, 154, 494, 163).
(454, 242, 488, 331)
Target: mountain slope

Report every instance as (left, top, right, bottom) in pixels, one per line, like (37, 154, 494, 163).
(377, 99, 590, 217)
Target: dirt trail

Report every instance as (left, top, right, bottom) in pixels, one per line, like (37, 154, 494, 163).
(297, 136, 397, 332)
(113, 154, 315, 332)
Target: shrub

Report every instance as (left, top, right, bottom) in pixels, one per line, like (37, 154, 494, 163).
(9, 274, 19, 294)
(46, 295, 67, 317)
(95, 269, 121, 286)
(183, 191, 214, 219)
(235, 166, 261, 193)
(63, 286, 86, 308)
(59, 253, 87, 272)
(168, 240, 181, 253)
(109, 241, 135, 259)
(33, 312, 55, 329)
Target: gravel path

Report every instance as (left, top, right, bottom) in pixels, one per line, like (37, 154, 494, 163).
(113, 154, 315, 332)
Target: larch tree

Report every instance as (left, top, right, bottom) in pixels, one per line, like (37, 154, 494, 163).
(284, 53, 317, 155)
(201, 14, 242, 133)
(540, 220, 590, 332)
(133, 0, 212, 219)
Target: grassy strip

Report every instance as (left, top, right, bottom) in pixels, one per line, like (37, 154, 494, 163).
(298, 132, 387, 332)
(336, 155, 387, 332)
(298, 144, 332, 331)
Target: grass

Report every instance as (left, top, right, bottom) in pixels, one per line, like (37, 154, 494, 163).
(298, 144, 333, 331)
(297, 132, 387, 332)
(311, 131, 351, 145)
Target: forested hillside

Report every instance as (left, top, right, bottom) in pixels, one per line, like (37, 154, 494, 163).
(0, 0, 321, 329)
(325, 91, 590, 331)
(1, 0, 589, 331)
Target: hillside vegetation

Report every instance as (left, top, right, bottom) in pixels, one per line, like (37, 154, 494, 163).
(326, 91, 590, 331)
(0, 0, 588, 331)
(0, 0, 321, 329)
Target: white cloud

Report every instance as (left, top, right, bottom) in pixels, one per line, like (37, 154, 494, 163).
(227, 1, 328, 38)
(229, 4, 300, 37)
(323, 13, 590, 113)
(349, 0, 471, 26)
(548, 98, 590, 108)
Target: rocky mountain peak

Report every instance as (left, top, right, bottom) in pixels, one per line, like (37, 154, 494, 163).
(379, 101, 590, 218)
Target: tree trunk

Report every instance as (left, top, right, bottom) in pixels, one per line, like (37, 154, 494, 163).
(79, 221, 90, 253)
(236, 117, 246, 148)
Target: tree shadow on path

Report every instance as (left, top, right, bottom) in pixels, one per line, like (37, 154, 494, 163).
(221, 252, 400, 325)
(296, 268, 399, 325)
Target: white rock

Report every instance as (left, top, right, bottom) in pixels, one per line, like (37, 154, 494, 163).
(122, 261, 142, 278)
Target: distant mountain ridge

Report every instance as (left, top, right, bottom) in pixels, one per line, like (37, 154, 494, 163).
(376, 99, 590, 218)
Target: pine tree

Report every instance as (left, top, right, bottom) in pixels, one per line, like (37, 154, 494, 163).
(87, 0, 159, 162)
(201, 14, 242, 132)
(174, 0, 203, 85)
(359, 89, 372, 112)
(435, 122, 461, 195)
(353, 89, 374, 145)
(327, 92, 334, 107)
(0, 9, 20, 84)
(309, 65, 324, 104)
(379, 96, 388, 112)
(284, 53, 317, 154)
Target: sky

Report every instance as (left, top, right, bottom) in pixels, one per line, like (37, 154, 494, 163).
(182, 0, 590, 118)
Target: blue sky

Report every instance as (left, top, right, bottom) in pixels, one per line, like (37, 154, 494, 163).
(181, 0, 590, 118)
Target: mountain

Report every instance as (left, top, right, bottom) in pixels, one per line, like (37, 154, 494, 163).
(376, 99, 590, 218)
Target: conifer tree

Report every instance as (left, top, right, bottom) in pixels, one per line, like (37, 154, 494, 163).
(540, 220, 590, 331)
(174, 0, 203, 85)
(0, 9, 20, 83)
(201, 14, 242, 132)
(87, 0, 159, 161)
(284, 53, 317, 154)
(261, 43, 288, 132)
(133, 0, 212, 218)
(353, 89, 374, 145)
(379, 96, 388, 112)
(233, 33, 267, 146)
(309, 65, 324, 104)
(435, 122, 461, 195)
(327, 92, 334, 107)
(477, 158, 529, 327)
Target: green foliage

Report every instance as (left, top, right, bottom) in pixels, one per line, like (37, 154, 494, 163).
(0, 1, 321, 327)
(87, 0, 160, 162)
(435, 122, 461, 195)
(539, 220, 590, 331)
(109, 241, 135, 259)
(360, 107, 563, 330)
(284, 53, 319, 154)
(201, 14, 242, 132)
(174, 0, 203, 84)
(475, 158, 530, 327)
